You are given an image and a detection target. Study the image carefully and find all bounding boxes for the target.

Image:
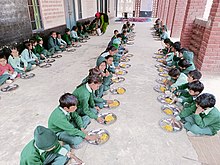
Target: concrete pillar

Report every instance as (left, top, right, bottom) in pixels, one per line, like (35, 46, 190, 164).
(180, 0, 207, 48)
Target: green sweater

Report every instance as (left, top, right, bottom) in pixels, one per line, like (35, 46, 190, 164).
(194, 107, 220, 135)
(48, 107, 86, 138)
(179, 101, 196, 119)
(62, 34, 72, 45)
(72, 84, 97, 119)
(35, 44, 45, 55)
(20, 140, 61, 165)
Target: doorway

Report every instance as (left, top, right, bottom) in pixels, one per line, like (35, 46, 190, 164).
(64, 0, 76, 29)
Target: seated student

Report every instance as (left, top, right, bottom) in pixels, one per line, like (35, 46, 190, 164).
(48, 31, 65, 53)
(20, 125, 83, 165)
(121, 24, 128, 33)
(20, 41, 39, 69)
(178, 59, 194, 75)
(121, 30, 128, 44)
(160, 27, 169, 40)
(184, 93, 220, 136)
(57, 32, 67, 48)
(77, 24, 89, 39)
(70, 26, 80, 42)
(8, 46, 32, 73)
(72, 75, 104, 123)
(48, 93, 98, 149)
(35, 37, 53, 58)
(130, 23, 135, 32)
(106, 30, 119, 50)
(163, 42, 181, 67)
(179, 48, 196, 73)
(160, 38, 172, 55)
(98, 46, 118, 64)
(105, 55, 116, 74)
(172, 70, 202, 92)
(63, 28, 74, 47)
(0, 55, 18, 85)
(82, 68, 113, 109)
(30, 39, 42, 59)
(175, 81, 204, 121)
(166, 68, 188, 89)
(174, 81, 204, 106)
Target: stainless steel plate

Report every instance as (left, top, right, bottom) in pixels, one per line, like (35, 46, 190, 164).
(98, 112, 117, 125)
(39, 63, 52, 68)
(110, 87, 126, 95)
(20, 73, 35, 79)
(153, 85, 167, 93)
(158, 72, 169, 78)
(119, 63, 131, 68)
(112, 77, 125, 83)
(87, 129, 110, 145)
(103, 99, 120, 109)
(1, 84, 19, 92)
(159, 117, 182, 132)
(115, 70, 128, 76)
(161, 104, 180, 116)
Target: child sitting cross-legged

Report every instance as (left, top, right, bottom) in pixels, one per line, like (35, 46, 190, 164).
(63, 28, 75, 47)
(20, 125, 84, 165)
(35, 37, 53, 59)
(48, 93, 98, 149)
(184, 93, 220, 136)
(0, 54, 18, 85)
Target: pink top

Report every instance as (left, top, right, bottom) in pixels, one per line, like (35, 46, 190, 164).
(0, 64, 14, 76)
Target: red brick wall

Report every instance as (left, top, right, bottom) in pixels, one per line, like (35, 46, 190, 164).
(180, 0, 207, 48)
(196, 0, 220, 72)
(166, 0, 176, 31)
(163, 0, 170, 25)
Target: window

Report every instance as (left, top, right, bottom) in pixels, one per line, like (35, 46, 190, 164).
(28, 0, 43, 31)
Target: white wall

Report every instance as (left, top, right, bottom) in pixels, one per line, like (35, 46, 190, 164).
(203, 0, 213, 20)
(140, 0, 153, 11)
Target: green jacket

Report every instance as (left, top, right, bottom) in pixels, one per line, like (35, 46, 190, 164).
(182, 51, 196, 74)
(194, 107, 220, 135)
(20, 140, 61, 165)
(179, 101, 196, 119)
(62, 34, 72, 45)
(48, 107, 86, 138)
(72, 84, 97, 119)
(178, 91, 193, 104)
(170, 73, 188, 88)
(35, 44, 45, 55)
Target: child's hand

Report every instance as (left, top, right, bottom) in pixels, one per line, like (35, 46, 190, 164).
(23, 67, 27, 71)
(105, 71, 110, 77)
(171, 87, 176, 92)
(195, 106, 204, 114)
(8, 71, 13, 74)
(107, 100, 113, 104)
(81, 128, 88, 134)
(95, 106, 101, 112)
(96, 117, 104, 123)
(40, 54, 46, 59)
(85, 134, 98, 141)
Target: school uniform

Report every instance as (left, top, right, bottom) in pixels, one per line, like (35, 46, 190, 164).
(48, 107, 89, 148)
(62, 34, 72, 46)
(8, 55, 27, 73)
(184, 107, 220, 135)
(175, 101, 196, 121)
(72, 83, 98, 120)
(48, 36, 64, 53)
(57, 38, 67, 48)
(170, 73, 188, 88)
(70, 30, 80, 42)
(160, 31, 169, 40)
(20, 126, 70, 165)
(21, 49, 38, 67)
(35, 44, 53, 57)
(182, 51, 196, 74)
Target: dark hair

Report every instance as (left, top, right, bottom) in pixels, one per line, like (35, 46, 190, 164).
(56, 32, 61, 35)
(0, 50, 6, 59)
(114, 30, 118, 34)
(50, 31, 56, 35)
(122, 24, 127, 29)
(178, 59, 192, 69)
(105, 55, 113, 60)
(89, 68, 101, 76)
(116, 34, 122, 38)
(107, 45, 118, 52)
(196, 93, 216, 109)
(188, 81, 204, 94)
(180, 48, 188, 54)
(88, 75, 103, 84)
(59, 93, 78, 108)
(164, 38, 171, 44)
(72, 26, 78, 31)
(65, 28, 70, 33)
(168, 68, 180, 77)
(173, 42, 181, 52)
(122, 30, 127, 34)
(24, 41, 31, 49)
(188, 70, 202, 80)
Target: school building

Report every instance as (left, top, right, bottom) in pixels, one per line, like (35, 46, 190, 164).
(152, 0, 220, 73)
(0, 0, 117, 47)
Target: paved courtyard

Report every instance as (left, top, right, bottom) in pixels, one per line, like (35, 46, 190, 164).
(0, 20, 219, 165)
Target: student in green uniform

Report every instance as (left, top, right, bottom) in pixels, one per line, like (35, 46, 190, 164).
(121, 30, 128, 44)
(63, 28, 74, 47)
(48, 93, 98, 149)
(35, 37, 53, 58)
(179, 49, 196, 73)
(48, 31, 65, 53)
(178, 59, 194, 75)
(184, 93, 220, 136)
(166, 68, 188, 89)
(73, 75, 104, 123)
(175, 81, 204, 122)
(20, 125, 83, 165)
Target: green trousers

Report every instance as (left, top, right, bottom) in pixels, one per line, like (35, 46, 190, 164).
(101, 23, 108, 33)
(184, 115, 213, 135)
(57, 116, 90, 148)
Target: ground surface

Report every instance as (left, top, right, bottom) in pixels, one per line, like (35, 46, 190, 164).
(0, 20, 219, 165)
